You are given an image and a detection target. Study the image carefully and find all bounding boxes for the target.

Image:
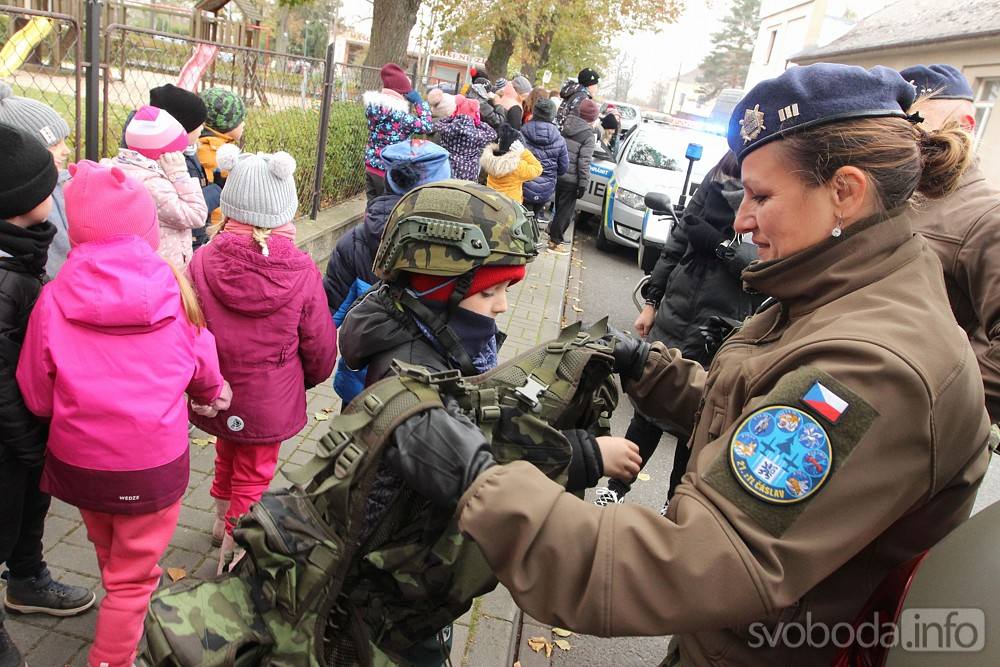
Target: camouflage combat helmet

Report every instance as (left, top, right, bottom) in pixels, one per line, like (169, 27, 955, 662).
(373, 179, 539, 281)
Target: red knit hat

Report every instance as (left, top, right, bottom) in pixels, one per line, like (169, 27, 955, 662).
(453, 95, 481, 122)
(408, 264, 527, 302)
(380, 63, 412, 95)
(65, 160, 159, 250)
(579, 99, 600, 123)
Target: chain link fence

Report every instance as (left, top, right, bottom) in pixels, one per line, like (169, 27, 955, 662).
(1, 11, 370, 216)
(0, 5, 83, 159)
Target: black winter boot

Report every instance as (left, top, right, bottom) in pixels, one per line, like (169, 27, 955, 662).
(0, 622, 26, 667)
(3, 568, 95, 617)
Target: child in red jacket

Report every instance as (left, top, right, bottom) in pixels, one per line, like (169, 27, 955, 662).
(187, 145, 337, 572)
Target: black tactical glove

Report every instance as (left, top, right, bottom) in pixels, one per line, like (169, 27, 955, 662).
(684, 220, 725, 254)
(605, 326, 651, 382)
(699, 315, 743, 359)
(387, 398, 496, 508)
(576, 185, 586, 199)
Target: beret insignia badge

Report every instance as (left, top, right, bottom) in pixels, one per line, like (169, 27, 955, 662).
(739, 104, 766, 143)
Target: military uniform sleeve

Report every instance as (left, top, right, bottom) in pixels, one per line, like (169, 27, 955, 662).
(955, 200, 1000, 422)
(458, 343, 945, 637)
(624, 341, 707, 436)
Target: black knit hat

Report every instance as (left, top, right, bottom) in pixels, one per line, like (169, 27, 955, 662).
(149, 84, 207, 133)
(0, 122, 57, 219)
(497, 123, 520, 154)
(578, 68, 600, 87)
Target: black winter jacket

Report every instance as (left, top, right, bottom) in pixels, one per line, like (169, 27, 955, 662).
(558, 115, 596, 188)
(0, 220, 56, 466)
(339, 285, 604, 491)
(323, 194, 400, 312)
(641, 167, 765, 366)
(555, 81, 591, 131)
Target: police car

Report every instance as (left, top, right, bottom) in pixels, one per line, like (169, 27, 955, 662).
(578, 119, 728, 251)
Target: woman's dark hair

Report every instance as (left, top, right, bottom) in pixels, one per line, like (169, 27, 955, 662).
(525, 87, 548, 118)
(716, 150, 740, 179)
(779, 117, 971, 211)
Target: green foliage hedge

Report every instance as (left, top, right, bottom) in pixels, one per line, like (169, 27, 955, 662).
(245, 102, 367, 213)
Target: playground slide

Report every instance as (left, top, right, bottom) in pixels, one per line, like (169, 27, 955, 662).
(0, 16, 54, 78)
(177, 44, 218, 91)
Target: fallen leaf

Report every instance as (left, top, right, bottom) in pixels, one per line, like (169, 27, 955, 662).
(552, 627, 573, 637)
(207, 435, 217, 443)
(314, 412, 330, 421)
(526, 637, 547, 653)
(554, 639, 571, 651)
(513, 662, 521, 667)
(545, 641, 553, 658)
(322, 407, 334, 413)
(571, 305, 584, 313)
(190, 438, 210, 447)
(637, 472, 652, 481)
(166, 567, 186, 582)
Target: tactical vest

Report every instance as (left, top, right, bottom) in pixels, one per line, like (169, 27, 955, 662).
(143, 321, 618, 667)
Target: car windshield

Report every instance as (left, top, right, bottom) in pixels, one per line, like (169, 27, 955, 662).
(626, 128, 728, 172)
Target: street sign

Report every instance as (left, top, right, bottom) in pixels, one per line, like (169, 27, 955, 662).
(542, 69, 552, 85)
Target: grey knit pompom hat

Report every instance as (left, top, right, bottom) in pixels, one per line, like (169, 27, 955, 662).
(0, 81, 70, 147)
(217, 144, 298, 228)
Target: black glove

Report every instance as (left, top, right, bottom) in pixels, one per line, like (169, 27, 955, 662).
(684, 220, 725, 254)
(564, 429, 603, 492)
(386, 398, 496, 508)
(576, 185, 586, 199)
(699, 315, 743, 359)
(604, 326, 651, 382)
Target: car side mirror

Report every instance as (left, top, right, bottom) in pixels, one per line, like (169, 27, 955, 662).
(644, 192, 672, 213)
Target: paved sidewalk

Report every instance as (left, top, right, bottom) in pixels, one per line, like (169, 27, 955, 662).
(3, 229, 576, 666)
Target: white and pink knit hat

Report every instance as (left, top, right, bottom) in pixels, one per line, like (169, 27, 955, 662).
(124, 105, 189, 160)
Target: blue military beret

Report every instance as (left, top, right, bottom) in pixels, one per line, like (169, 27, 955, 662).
(727, 63, 916, 161)
(898, 64, 974, 101)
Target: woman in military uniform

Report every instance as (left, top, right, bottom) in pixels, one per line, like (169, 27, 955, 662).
(388, 64, 993, 665)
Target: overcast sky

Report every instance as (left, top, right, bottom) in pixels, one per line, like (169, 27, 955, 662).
(337, 0, 731, 96)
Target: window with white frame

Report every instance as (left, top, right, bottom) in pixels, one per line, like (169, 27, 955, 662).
(973, 78, 999, 150)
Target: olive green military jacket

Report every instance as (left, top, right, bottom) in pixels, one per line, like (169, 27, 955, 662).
(905, 163, 1000, 423)
(457, 215, 991, 666)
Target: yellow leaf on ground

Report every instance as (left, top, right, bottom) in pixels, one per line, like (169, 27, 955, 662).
(207, 435, 217, 443)
(314, 412, 330, 421)
(554, 639, 571, 651)
(526, 637, 547, 653)
(513, 662, 521, 667)
(637, 472, 652, 481)
(190, 438, 210, 447)
(545, 641, 553, 658)
(571, 305, 584, 313)
(552, 627, 573, 637)
(166, 567, 186, 582)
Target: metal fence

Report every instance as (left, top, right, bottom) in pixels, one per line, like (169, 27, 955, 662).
(0, 6, 83, 159)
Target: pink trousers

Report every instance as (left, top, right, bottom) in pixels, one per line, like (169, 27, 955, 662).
(210, 437, 281, 534)
(80, 500, 181, 667)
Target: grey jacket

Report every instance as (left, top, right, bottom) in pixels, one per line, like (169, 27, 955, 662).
(45, 170, 71, 278)
(558, 115, 596, 188)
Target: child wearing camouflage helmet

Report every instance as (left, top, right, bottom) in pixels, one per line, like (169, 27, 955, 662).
(197, 87, 247, 228)
(337, 180, 640, 665)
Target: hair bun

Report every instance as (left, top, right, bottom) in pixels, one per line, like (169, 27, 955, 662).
(916, 124, 972, 199)
(268, 151, 296, 179)
(216, 143, 241, 171)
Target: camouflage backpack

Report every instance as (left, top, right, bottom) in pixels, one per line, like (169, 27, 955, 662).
(143, 320, 618, 667)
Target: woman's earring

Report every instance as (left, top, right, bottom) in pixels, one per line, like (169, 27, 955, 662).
(832, 217, 843, 238)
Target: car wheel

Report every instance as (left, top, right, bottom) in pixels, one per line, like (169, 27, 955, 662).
(596, 220, 613, 252)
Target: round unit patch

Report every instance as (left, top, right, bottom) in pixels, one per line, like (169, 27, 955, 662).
(729, 406, 833, 504)
(227, 415, 245, 432)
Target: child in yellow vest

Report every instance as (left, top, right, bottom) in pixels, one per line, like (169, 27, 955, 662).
(197, 88, 246, 227)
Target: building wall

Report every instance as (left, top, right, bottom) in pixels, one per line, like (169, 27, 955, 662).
(796, 40, 1000, 182)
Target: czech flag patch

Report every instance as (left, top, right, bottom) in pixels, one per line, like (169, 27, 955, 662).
(802, 381, 849, 423)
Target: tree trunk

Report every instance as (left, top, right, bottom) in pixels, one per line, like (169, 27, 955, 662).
(363, 0, 421, 70)
(484, 17, 517, 80)
(275, 4, 291, 55)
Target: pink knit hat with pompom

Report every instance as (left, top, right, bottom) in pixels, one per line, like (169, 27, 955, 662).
(65, 160, 159, 250)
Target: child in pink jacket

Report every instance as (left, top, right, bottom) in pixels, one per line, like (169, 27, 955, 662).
(186, 145, 336, 572)
(16, 161, 230, 667)
(101, 105, 207, 268)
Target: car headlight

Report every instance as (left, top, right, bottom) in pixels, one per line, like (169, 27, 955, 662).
(616, 188, 646, 211)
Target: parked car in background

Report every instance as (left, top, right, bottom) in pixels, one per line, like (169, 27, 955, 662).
(602, 101, 642, 133)
(581, 120, 728, 250)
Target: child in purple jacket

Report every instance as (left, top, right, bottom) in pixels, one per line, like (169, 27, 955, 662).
(186, 145, 337, 572)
